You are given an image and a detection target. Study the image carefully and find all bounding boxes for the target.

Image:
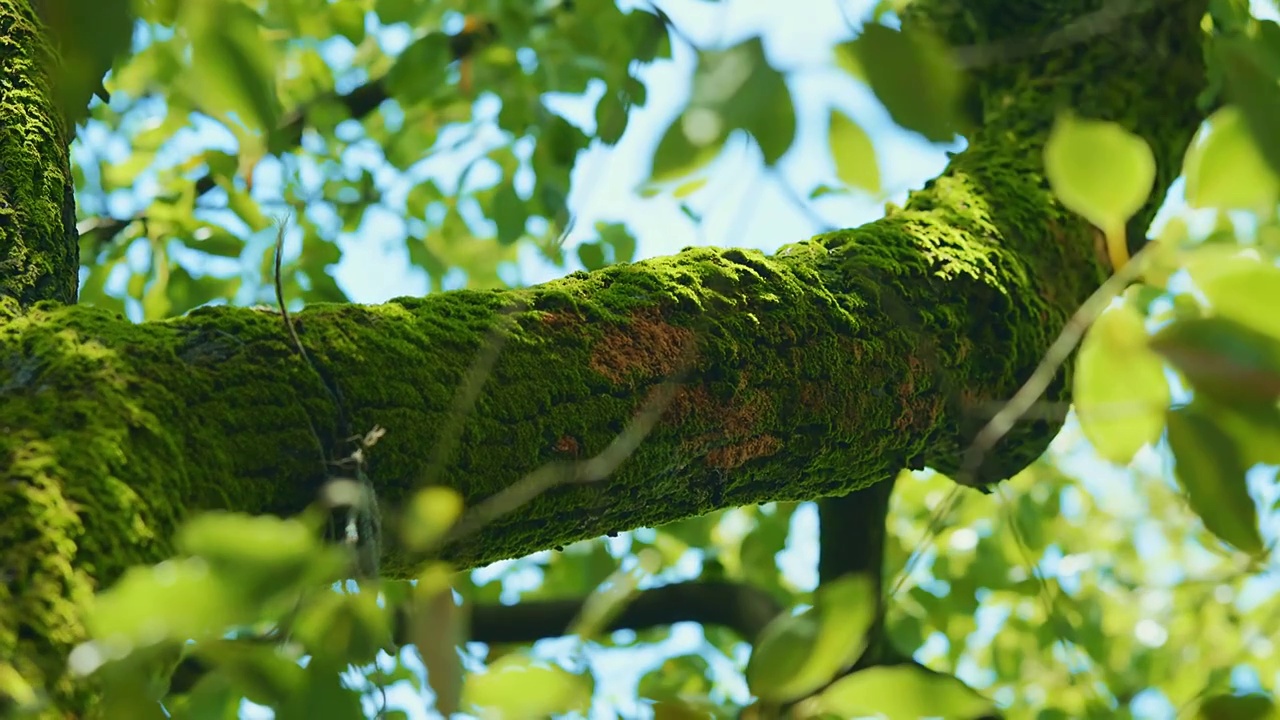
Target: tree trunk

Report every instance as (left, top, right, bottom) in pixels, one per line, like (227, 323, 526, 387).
(0, 0, 1209, 713)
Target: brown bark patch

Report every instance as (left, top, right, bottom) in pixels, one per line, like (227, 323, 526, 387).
(706, 435, 782, 470)
(589, 309, 695, 385)
(668, 385, 782, 469)
(539, 311, 581, 329)
(553, 435, 580, 457)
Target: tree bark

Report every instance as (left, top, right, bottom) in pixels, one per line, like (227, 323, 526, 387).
(1, 0, 1209, 713)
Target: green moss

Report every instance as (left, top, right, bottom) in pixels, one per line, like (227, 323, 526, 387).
(0, 0, 77, 307)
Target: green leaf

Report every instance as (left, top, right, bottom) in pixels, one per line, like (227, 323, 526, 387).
(577, 242, 607, 271)
(851, 25, 963, 142)
(1165, 404, 1264, 555)
(278, 659, 364, 720)
(721, 49, 795, 165)
(37, 0, 135, 126)
(1215, 35, 1280, 177)
(746, 573, 876, 703)
(491, 182, 528, 245)
(191, 639, 306, 707)
(647, 117, 725, 184)
(598, 222, 638, 263)
(400, 486, 464, 551)
(1183, 106, 1280, 209)
(1198, 692, 1277, 719)
(828, 110, 880, 194)
(375, 0, 420, 25)
(1044, 114, 1156, 236)
(638, 654, 712, 703)
(290, 591, 391, 666)
(1073, 302, 1170, 464)
(1190, 256, 1280, 339)
(386, 33, 450, 105)
(187, 230, 246, 258)
(1192, 398, 1280, 468)
(329, 1, 367, 46)
(461, 653, 593, 719)
(88, 558, 243, 644)
(647, 36, 795, 183)
(177, 512, 344, 604)
(806, 664, 996, 719)
(181, 1, 282, 132)
(1150, 317, 1280, 405)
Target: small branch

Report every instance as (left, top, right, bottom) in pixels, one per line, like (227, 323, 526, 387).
(817, 476, 902, 667)
(465, 580, 784, 645)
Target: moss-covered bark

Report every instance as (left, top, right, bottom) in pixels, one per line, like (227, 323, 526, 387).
(0, 0, 77, 307)
(1, 0, 1208, 713)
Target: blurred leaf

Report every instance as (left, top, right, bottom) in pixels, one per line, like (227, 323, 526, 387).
(190, 639, 305, 708)
(491, 182, 528, 245)
(87, 557, 243, 645)
(375, 0, 421, 25)
(401, 486, 464, 552)
(1074, 302, 1170, 464)
(329, 1, 367, 46)
(1045, 114, 1156, 243)
(167, 269, 241, 315)
(36, 0, 135, 126)
(386, 33, 450, 104)
(1215, 35, 1280, 177)
(177, 512, 345, 604)
(578, 242, 608, 271)
(638, 654, 713, 704)
(1166, 404, 1264, 555)
(1151, 317, 1280, 405)
(187, 230, 247, 258)
(1183, 106, 1280, 209)
(648, 115, 726, 185)
(806, 663, 995, 719)
(1197, 692, 1276, 720)
(1188, 255, 1280, 339)
(181, 1, 281, 131)
(598, 222, 638, 263)
(291, 590, 391, 667)
(851, 25, 963, 142)
(828, 110, 880, 194)
(809, 184, 847, 200)
(579, 551, 661, 641)
(746, 573, 876, 703)
(277, 659, 363, 720)
(461, 653, 593, 719)
(648, 36, 795, 182)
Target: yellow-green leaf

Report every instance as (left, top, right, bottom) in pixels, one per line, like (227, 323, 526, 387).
(1074, 303, 1170, 464)
(806, 664, 995, 719)
(461, 653, 593, 720)
(1045, 114, 1156, 235)
(1183, 106, 1280, 209)
(746, 573, 876, 703)
(828, 110, 880, 194)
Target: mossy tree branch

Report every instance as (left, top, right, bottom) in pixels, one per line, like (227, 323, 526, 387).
(1, 0, 1209, 713)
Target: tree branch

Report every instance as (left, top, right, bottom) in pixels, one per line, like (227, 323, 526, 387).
(466, 579, 784, 645)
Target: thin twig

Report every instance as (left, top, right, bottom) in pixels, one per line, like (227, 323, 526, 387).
(440, 344, 695, 549)
(956, 243, 1153, 487)
(273, 217, 306, 363)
